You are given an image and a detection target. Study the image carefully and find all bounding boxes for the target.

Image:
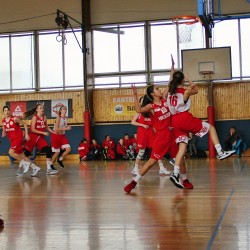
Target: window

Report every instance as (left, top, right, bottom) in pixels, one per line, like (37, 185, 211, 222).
(240, 19, 250, 78)
(39, 32, 63, 88)
(64, 30, 84, 87)
(93, 29, 119, 73)
(0, 37, 10, 91)
(212, 20, 240, 78)
(11, 34, 35, 90)
(120, 25, 145, 71)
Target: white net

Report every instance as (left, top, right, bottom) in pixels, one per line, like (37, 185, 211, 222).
(178, 24, 194, 43)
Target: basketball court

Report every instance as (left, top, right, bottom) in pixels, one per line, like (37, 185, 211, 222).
(0, 0, 250, 249)
(0, 156, 250, 249)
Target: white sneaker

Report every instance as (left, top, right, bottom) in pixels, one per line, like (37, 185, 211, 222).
(131, 168, 139, 176)
(22, 162, 30, 174)
(159, 168, 171, 176)
(46, 169, 58, 175)
(218, 150, 235, 160)
(31, 166, 41, 177)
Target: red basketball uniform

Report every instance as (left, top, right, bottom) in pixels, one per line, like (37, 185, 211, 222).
(167, 87, 210, 143)
(2, 116, 24, 154)
(150, 98, 172, 160)
(136, 114, 154, 149)
(78, 142, 89, 159)
(24, 115, 49, 151)
(51, 116, 70, 152)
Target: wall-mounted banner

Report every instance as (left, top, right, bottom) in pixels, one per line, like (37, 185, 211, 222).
(51, 99, 70, 118)
(111, 95, 143, 116)
(6, 99, 72, 119)
(9, 101, 26, 118)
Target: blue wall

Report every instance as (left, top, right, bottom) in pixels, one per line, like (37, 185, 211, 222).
(0, 119, 249, 154)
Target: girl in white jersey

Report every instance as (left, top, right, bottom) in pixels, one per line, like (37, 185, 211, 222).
(167, 71, 235, 188)
(51, 106, 71, 169)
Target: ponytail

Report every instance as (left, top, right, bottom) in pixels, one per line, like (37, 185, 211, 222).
(169, 71, 185, 95)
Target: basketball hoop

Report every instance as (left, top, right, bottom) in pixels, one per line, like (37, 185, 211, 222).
(172, 16, 200, 43)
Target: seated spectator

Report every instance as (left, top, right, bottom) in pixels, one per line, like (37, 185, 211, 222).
(78, 138, 89, 161)
(116, 138, 129, 160)
(123, 133, 135, 159)
(102, 135, 116, 160)
(225, 127, 240, 151)
(188, 132, 198, 157)
(87, 139, 102, 160)
(225, 127, 247, 157)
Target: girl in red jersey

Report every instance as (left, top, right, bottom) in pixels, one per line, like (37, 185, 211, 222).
(1, 106, 40, 177)
(167, 71, 235, 188)
(124, 83, 173, 193)
(102, 135, 116, 160)
(116, 138, 129, 159)
(51, 106, 71, 169)
(23, 103, 58, 175)
(88, 139, 101, 160)
(78, 138, 89, 161)
(131, 96, 171, 176)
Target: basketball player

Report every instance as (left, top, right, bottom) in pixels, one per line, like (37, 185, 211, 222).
(23, 103, 58, 175)
(1, 105, 40, 177)
(167, 71, 235, 188)
(131, 96, 171, 177)
(51, 105, 71, 169)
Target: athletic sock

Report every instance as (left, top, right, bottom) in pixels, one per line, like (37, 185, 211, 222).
(181, 173, 187, 180)
(134, 174, 142, 182)
(173, 165, 180, 177)
(215, 144, 223, 154)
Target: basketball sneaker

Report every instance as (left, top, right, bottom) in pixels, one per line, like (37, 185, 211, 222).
(46, 169, 58, 175)
(19, 160, 30, 174)
(50, 164, 58, 171)
(57, 158, 64, 168)
(218, 150, 235, 160)
(31, 166, 41, 177)
(159, 168, 171, 176)
(170, 173, 184, 189)
(124, 180, 137, 193)
(182, 179, 193, 189)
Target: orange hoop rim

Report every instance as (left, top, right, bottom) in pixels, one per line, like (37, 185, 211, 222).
(172, 16, 200, 25)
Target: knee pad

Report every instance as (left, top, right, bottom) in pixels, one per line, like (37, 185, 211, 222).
(41, 146, 52, 158)
(136, 149, 145, 160)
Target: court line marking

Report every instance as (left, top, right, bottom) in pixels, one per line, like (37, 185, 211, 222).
(206, 188, 234, 250)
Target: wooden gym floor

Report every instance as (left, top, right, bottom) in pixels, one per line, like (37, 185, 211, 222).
(0, 156, 250, 250)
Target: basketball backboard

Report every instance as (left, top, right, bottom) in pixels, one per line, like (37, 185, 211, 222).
(181, 47, 232, 82)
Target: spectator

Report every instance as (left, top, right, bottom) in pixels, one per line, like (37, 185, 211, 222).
(78, 138, 89, 161)
(224, 127, 240, 151)
(87, 139, 102, 160)
(188, 133, 198, 157)
(102, 135, 116, 160)
(116, 138, 129, 160)
(123, 133, 135, 159)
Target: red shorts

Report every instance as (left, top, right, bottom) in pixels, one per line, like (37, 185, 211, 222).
(24, 134, 49, 152)
(150, 129, 171, 160)
(137, 127, 154, 149)
(172, 111, 209, 143)
(51, 133, 70, 152)
(10, 135, 24, 154)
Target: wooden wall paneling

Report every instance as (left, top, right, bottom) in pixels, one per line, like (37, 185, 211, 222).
(213, 82, 250, 120)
